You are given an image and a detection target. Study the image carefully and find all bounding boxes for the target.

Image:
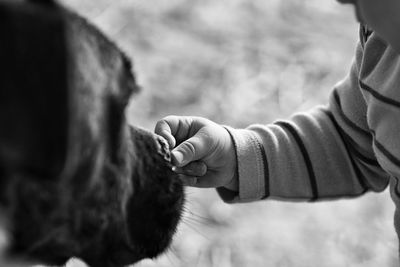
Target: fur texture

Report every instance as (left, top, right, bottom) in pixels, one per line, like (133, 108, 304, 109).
(0, 1, 184, 266)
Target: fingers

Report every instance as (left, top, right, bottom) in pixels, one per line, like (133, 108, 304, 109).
(172, 128, 212, 167)
(173, 161, 207, 187)
(154, 118, 176, 148)
(172, 161, 207, 176)
(173, 162, 228, 188)
(155, 116, 196, 148)
(180, 175, 198, 187)
(177, 172, 225, 188)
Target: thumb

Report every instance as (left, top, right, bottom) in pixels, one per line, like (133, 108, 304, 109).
(172, 131, 211, 167)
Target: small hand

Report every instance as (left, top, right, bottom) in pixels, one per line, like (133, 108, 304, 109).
(155, 116, 237, 190)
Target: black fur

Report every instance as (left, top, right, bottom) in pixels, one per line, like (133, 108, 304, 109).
(28, 0, 54, 5)
(0, 1, 184, 266)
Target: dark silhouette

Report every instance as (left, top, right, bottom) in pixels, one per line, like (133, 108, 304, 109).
(0, 0, 184, 266)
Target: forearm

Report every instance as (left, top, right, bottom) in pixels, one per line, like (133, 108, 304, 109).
(218, 50, 390, 202)
(219, 109, 388, 203)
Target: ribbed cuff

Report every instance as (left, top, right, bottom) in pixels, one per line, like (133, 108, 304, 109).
(216, 127, 267, 203)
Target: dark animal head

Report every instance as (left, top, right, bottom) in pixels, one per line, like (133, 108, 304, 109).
(0, 0, 184, 266)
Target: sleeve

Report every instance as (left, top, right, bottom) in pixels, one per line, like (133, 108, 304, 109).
(354, 31, 400, 236)
(217, 41, 391, 203)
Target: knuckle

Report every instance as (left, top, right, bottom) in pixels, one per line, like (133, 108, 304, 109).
(155, 120, 168, 133)
(163, 115, 174, 120)
(181, 141, 196, 157)
(164, 115, 178, 123)
(197, 130, 215, 151)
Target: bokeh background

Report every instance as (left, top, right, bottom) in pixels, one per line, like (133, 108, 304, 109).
(8, 0, 400, 266)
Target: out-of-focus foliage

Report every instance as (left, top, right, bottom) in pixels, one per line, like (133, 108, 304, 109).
(20, 0, 400, 266)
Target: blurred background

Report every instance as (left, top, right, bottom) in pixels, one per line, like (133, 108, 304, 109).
(21, 0, 400, 266)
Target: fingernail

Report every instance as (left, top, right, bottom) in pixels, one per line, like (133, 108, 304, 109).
(172, 151, 186, 166)
(201, 165, 207, 176)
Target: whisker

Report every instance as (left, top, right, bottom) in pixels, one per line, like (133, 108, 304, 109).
(169, 244, 200, 267)
(188, 211, 214, 223)
(111, 22, 132, 38)
(194, 250, 205, 267)
(92, 0, 122, 20)
(165, 251, 179, 267)
(183, 215, 213, 228)
(181, 207, 215, 227)
(181, 220, 211, 241)
(26, 228, 63, 254)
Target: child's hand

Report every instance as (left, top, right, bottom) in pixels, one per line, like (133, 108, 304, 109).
(155, 116, 237, 190)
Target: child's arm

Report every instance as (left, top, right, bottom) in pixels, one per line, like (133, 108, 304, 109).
(218, 41, 391, 203)
(219, 52, 391, 202)
(156, 40, 392, 203)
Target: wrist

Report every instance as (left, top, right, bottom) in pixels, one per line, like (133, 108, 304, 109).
(221, 127, 267, 201)
(222, 126, 238, 192)
(223, 171, 238, 191)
